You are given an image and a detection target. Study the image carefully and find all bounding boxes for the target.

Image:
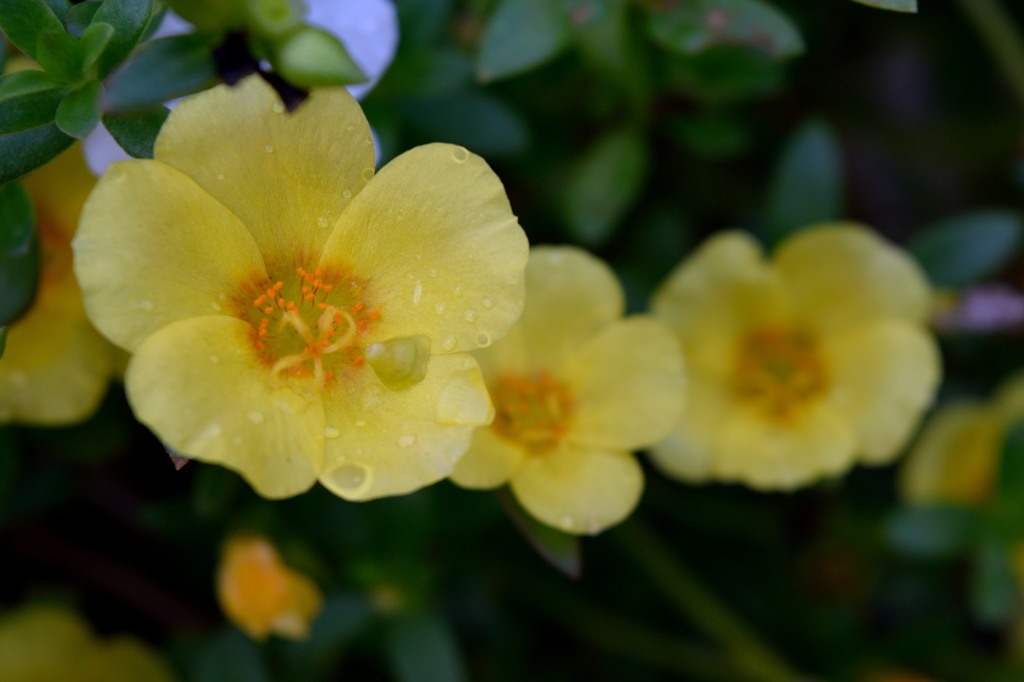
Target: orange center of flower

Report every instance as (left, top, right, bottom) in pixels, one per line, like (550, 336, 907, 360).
(236, 266, 381, 397)
(491, 372, 573, 453)
(732, 326, 827, 422)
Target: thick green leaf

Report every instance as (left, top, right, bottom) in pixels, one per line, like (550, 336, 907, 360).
(0, 123, 74, 184)
(0, 85, 65, 133)
(573, 0, 648, 93)
(55, 79, 102, 138)
(80, 21, 115, 73)
(0, 0, 65, 60)
(994, 422, 1024, 504)
(103, 33, 217, 112)
(667, 45, 784, 102)
(101, 105, 168, 158)
(0, 70, 63, 99)
(477, 0, 570, 83)
(193, 628, 271, 682)
(0, 182, 40, 326)
(969, 545, 1018, 626)
(764, 119, 844, 244)
(43, 0, 71, 19)
(66, 0, 102, 37)
(273, 25, 367, 88)
(909, 210, 1023, 288)
(648, 0, 804, 60)
(35, 28, 83, 79)
(562, 128, 649, 247)
(387, 613, 467, 682)
(886, 505, 978, 559)
(399, 91, 529, 157)
(849, 0, 917, 12)
(499, 489, 581, 579)
(0, 32, 6, 72)
(91, 0, 155, 78)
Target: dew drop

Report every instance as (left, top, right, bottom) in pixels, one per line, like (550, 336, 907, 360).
(412, 281, 423, 305)
(107, 167, 126, 183)
(219, 293, 227, 301)
(362, 167, 374, 181)
(397, 434, 416, 448)
(464, 309, 477, 322)
(453, 285, 463, 296)
(324, 426, 340, 439)
(342, 189, 352, 199)
(434, 302, 447, 315)
(264, 145, 274, 153)
(271, 102, 284, 113)
(558, 515, 575, 531)
(317, 216, 329, 228)
(328, 463, 370, 492)
(354, 419, 367, 427)
(429, 268, 438, 278)
(247, 410, 265, 424)
(481, 296, 495, 309)
(476, 332, 491, 347)
(216, 173, 225, 180)
(442, 336, 457, 351)
(211, 302, 222, 312)
(346, 125, 354, 132)
(138, 300, 154, 311)
(209, 355, 220, 364)
(450, 146, 469, 163)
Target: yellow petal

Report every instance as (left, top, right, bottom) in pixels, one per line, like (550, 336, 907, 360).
(899, 404, 999, 506)
(126, 316, 323, 499)
(319, 143, 528, 354)
(510, 445, 643, 535)
(652, 231, 787, 377)
(0, 605, 93, 680)
(74, 160, 266, 351)
(715, 402, 857, 490)
(774, 223, 932, 331)
(563, 316, 685, 450)
(822, 320, 940, 464)
(319, 353, 492, 500)
(994, 372, 1024, 421)
(100, 639, 180, 682)
(647, 372, 733, 483)
(154, 77, 375, 263)
(21, 145, 94, 243)
(450, 426, 526, 489)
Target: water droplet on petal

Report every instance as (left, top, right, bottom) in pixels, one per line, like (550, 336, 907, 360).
(324, 426, 340, 439)
(232, 436, 242, 445)
(346, 125, 354, 132)
(355, 419, 367, 427)
(264, 145, 274, 153)
(271, 102, 284, 113)
(216, 173, 225, 180)
(362, 167, 374, 181)
(211, 302, 222, 312)
(247, 410, 265, 424)
(342, 189, 352, 199)
(434, 302, 447, 315)
(397, 434, 416, 448)
(107, 166, 126, 183)
(429, 268, 438, 278)
(139, 300, 154, 311)
(209, 355, 220, 364)
(558, 515, 575, 531)
(442, 336, 457, 351)
(476, 332, 491, 347)
(317, 216, 329, 228)
(327, 462, 371, 493)
(450, 146, 469, 163)
(453, 285, 463, 296)
(464, 309, 477, 322)
(412, 281, 423, 305)
(481, 296, 494, 309)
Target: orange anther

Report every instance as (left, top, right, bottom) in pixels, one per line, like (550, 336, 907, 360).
(259, 329, 268, 337)
(264, 306, 274, 314)
(297, 267, 307, 276)
(368, 311, 380, 320)
(277, 298, 285, 308)
(322, 285, 333, 292)
(273, 281, 284, 291)
(254, 294, 267, 306)
(317, 302, 327, 310)
(256, 341, 265, 350)
(357, 320, 368, 332)
(304, 294, 314, 301)
(353, 356, 364, 366)
(314, 268, 321, 276)
(352, 302, 365, 313)
(324, 371, 333, 380)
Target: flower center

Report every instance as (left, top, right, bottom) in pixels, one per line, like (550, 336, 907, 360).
(490, 371, 573, 452)
(732, 326, 827, 422)
(238, 266, 381, 398)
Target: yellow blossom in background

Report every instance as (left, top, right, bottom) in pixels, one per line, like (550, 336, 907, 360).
(0, 147, 117, 425)
(650, 224, 940, 490)
(451, 246, 686, 534)
(0, 603, 178, 682)
(73, 76, 528, 500)
(899, 373, 1024, 506)
(217, 535, 323, 641)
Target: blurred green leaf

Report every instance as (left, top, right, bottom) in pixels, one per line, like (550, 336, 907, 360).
(35, 28, 83, 79)
(0, 70, 63, 99)
(276, 593, 374, 679)
(0, 85, 64, 133)
(103, 33, 217, 112)
(194, 628, 271, 682)
(0, 123, 74, 183)
(0, 31, 7, 71)
(499, 489, 581, 579)
(993, 422, 1024, 518)
(192, 464, 242, 519)
(274, 25, 367, 88)
(572, 0, 645, 88)
(79, 21, 115, 73)
(667, 46, 784, 102)
(672, 111, 750, 158)
(91, 0, 155, 78)
(886, 505, 978, 559)
(102, 105, 169, 158)
(400, 91, 529, 157)
(0, 427, 19, 521)
(849, 0, 917, 12)
(0, 0, 66, 61)
(387, 612, 467, 682)
(55, 79, 102, 138)
(909, 210, 1022, 288)
(0, 182, 39, 326)
(647, 0, 804, 60)
(969, 545, 1019, 626)
(562, 128, 648, 247)
(376, 47, 473, 98)
(66, 0, 102, 37)
(765, 119, 844, 244)
(477, 0, 570, 83)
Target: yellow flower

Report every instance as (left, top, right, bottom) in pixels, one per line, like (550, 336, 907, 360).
(650, 224, 940, 490)
(0, 603, 178, 682)
(216, 535, 323, 641)
(900, 373, 1024, 506)
(0, 147, 118, 425)
(451, 246, 686, 534)
(73, 76, 528, 500)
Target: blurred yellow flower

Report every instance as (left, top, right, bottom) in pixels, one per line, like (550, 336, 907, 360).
(650, 225, 940, 490)
(451, 246, 686, 534)
(0, 603, 177, 682)
(217, 535, 323, 641)
(0, 147, 117, 425)
(900, 373, 1024, 506)
(74, 76, 528, 500)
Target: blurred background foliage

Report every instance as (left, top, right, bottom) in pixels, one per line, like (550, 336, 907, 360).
(5, 0, 1024, 680)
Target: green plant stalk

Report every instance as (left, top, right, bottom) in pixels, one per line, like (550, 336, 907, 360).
(617, 521, 801, 682)
(954, 0, 1024, 113)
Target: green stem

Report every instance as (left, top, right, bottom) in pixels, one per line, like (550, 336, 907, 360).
(617, 521, 802, 682)
(954, 0, 1024, 113)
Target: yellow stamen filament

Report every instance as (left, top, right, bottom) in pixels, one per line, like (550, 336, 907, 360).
(732, 326, 827, 422)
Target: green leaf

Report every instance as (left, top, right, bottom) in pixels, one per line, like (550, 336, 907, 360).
(273, 25, 367, 88)
(0, 123, 74, 184)
(764, 119, 844, 245)
(399, 91, 530, 157)
(562, 128, 649, 247)
(994, 421, 1024, 504)
(80, 21, 115, 74)
(648, 0, 804, 60)
(91, 0, 155, 79)
(0, 327, 6, 358)
(499, 489, 581, 579)
(886, 505, 978, 559)
(55, 79, 102, 138)
(103, 33, 217, 112)
(0, 70, 63, 99)
(0, 0, 66, 60)
(43, 0, 71, 19)
(969, 545, 1019, 626)
(35, 28, 83, 79)
(849, 0, 917, 12)
(101, 105, 169, 158)
(477, 0, 570, 83)
(0, 85, 65, 134)
(573, 0, 649, 94)
(666, 46, 784, 102)
(276, 594, 374, 679)
(0, 31, 7, 72)
(387, 612, 467, 682)
(65, 0, 102, 37)
(0, 182, 40, 326)
(194, 628, 271, 682)
(909, 210, 1023, 288)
